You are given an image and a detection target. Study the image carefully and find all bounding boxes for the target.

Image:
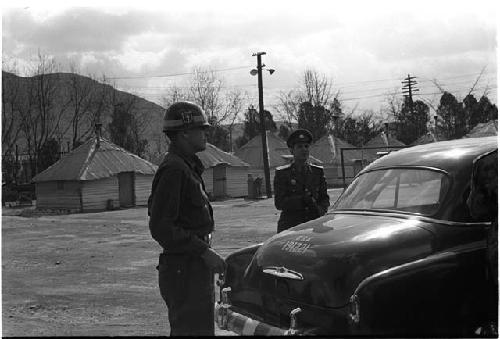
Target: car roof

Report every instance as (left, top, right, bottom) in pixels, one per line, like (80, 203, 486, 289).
(364, 136, 498, 173)
(352, 136, 497, 222)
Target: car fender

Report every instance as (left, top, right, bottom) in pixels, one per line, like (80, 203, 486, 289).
(224, 243, 262, 289)
(349, 243, 489, 336)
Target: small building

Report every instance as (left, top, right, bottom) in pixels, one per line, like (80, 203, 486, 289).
(234, 132, 291, 191)
(197, 143, 250, 199)
(412, 131, 446, 145)
(465, 120, 498, 138)
(32, 137, 157, 212)
(363, 132, 406, 163)
(309, 134, 359, 187)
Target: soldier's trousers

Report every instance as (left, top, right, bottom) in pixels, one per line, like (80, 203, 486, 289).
(158, 253, 214, 336)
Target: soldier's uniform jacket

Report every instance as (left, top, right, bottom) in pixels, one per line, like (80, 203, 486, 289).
(148, 144, 213, 255)
(274, 162, 330, 232)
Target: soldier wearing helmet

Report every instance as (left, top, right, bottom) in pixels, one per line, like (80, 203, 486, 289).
(274, 129, 330, 233)
(148, 101, 226, 336)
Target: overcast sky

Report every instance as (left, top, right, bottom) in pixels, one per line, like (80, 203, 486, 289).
(2, 0, 498, 118)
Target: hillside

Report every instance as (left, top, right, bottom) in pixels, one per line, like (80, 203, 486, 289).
(2, 71, 298, 165)
(2, 71, 167, 163)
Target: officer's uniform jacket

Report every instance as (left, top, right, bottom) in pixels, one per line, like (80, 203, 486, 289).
(273, 162, 330, 232)
(148, 144, 213, 255)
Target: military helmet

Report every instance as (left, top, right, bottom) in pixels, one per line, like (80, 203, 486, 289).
(287, 129, 313, 148)
(163, 101, 210, 132)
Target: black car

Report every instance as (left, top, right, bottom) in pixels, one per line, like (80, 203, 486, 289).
(215, 136, 497, 336)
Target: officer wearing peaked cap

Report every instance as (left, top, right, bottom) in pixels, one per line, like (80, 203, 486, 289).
(274, 129, 330, 233)
(286, 128, 313, 148)
(148, 101, 226, 336)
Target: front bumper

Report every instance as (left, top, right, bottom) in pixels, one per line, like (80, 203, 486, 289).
(215, 287, 303, 336)
(215, 303, 289, 335)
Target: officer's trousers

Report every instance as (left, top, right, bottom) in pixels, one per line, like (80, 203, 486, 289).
(158, 253, 214, 336)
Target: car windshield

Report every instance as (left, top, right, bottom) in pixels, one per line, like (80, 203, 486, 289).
(335, 168, 449, 216)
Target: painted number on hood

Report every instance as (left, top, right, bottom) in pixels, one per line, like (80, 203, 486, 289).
(282, 236, 312, 254)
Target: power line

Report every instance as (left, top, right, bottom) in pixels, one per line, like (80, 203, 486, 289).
(117, 68, 497, 108)
(107, 65, 253, 80)
(418, 70, 497, 82)
(132, 84, 497, 104)
(119, 70, 496, 91)
(109, 67, 495, 86)
(119, 75, 496, 96)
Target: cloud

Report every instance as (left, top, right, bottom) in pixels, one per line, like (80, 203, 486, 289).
(3, 7, 166, 55)
(2, 1, 497, 111)
(351, 7, 497, 62)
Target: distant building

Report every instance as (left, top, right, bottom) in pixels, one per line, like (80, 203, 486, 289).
(233, 131, 326, 193)
(465, 120, 498, 138)
(412, 131, 446, 145)
(32, 137, 157, 212)
(234, 131, 290, 191)
(363, 132, 406, 162)
(156, 140, 250, 199)
(309, 134, 359, 187)
(197, 143, 250, 199)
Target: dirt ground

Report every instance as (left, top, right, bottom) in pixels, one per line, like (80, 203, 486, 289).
(1, 189, 342, 336)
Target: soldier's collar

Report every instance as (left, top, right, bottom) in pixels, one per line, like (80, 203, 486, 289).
(169, 144, 204, 174)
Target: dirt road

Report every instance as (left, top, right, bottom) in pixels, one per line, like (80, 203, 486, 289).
(2, 190, 342, 336)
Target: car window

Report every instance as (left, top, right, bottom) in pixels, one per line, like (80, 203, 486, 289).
(336, 169, 449, 216)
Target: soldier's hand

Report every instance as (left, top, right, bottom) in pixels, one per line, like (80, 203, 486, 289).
(201, 248, 226, 273)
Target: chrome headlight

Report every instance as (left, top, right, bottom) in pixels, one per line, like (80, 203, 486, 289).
(348, 294, 360, 324)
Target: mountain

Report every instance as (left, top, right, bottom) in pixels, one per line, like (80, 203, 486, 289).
(2, 71, 167, 163)
(2, 71, 299, 165)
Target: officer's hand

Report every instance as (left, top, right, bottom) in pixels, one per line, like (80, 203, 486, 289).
(318, 205, 328, 216)
(303, 192, 316, 207)
(201, 248, 226, 273)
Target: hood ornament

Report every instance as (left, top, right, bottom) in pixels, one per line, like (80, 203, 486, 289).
(263, 266, 304, 280)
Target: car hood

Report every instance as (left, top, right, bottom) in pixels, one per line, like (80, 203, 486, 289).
(244, 212, 436, 308)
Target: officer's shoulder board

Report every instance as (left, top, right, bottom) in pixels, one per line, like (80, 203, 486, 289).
(310, 163, 324, 170)
(276, 163, 293, 171)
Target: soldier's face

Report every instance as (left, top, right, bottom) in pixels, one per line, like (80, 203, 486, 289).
(184, 126, 208, 152)
(291, 142, 310, 162)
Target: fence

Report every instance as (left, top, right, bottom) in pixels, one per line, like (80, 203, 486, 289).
(340, 146, 409, 188)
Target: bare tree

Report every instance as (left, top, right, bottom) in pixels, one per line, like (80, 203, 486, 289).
(66, 63, 98, 148)
(178, 66, 245, 125)
(160, 66, 247, 150)
(88, 74, 113, 132)
(301, 69, 335, 107)
(187, 67, 224, 122)
(276, 68, 339, 125)
(467, 66, 487, 97)
(223, 89, 247, 151)
(108, 92, 149, 156)
(275, 89, 301, 124)
(2, 66, 24, 155)
(161, 84, 188, 108)
(382, 90, 403, 122)
(18, 52, 71, 174)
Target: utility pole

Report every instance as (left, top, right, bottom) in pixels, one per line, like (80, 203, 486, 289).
(402, 74, 420, 136)
(253, 52, 272, 198)
(401, 74, 419, 115)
